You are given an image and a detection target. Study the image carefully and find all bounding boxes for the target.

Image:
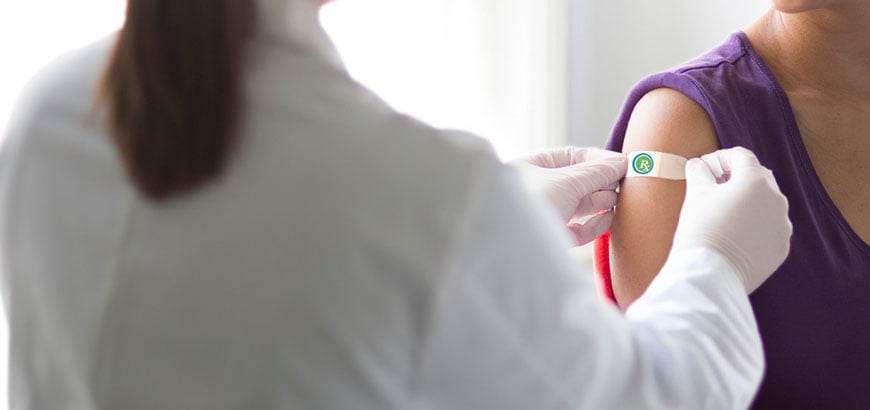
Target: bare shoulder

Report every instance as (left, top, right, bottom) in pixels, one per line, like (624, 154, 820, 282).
(609, 88, 719, 308)
(622, 87, 718, 156)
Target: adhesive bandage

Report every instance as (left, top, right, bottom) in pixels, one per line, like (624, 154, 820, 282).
(626, 151, 688, 180)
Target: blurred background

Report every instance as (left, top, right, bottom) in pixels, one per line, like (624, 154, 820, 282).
(0, 0, 769, 407)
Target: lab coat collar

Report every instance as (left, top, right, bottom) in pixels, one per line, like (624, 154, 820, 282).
(255, 0, 346, 72)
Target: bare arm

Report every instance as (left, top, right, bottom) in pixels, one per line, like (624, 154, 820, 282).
(611, 88, 720, 308)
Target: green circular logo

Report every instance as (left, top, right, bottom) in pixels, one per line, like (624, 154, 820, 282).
(632, 153, 654, 174)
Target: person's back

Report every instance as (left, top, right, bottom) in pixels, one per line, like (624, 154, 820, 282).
(0, 7, 501, 408)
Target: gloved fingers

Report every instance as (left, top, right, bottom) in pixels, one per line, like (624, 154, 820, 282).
(561, 156, 627, 198)
(515, 147, 572, 168)
(568, 210, 614, 247)
(569, 147, 625, 165)
(571, 188, 618, 218)
(685, 158, 717, 188)
(699, 147, 761, 181)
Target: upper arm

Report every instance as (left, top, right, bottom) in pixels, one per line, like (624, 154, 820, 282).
(610, 88, 719, 308)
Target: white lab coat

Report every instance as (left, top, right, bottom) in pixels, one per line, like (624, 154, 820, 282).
(0, 0, 763, 408)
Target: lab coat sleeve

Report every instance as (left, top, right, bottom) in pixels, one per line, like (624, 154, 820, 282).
(415, 156, 762, 410)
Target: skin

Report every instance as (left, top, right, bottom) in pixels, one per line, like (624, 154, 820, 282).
(611, 0, 870, 308)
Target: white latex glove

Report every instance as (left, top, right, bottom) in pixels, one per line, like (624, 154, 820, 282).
(670, 147, 793, 293)
(514, 147, 627, 246)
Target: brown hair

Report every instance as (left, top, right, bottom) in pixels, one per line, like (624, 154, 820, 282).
(101, 0, 257, 200)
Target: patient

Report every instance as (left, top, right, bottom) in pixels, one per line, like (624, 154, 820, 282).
(602, 1, 870, 408)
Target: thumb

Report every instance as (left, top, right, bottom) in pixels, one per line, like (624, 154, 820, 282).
(685, 158, 716, 190)
(568, 210, 614, 247)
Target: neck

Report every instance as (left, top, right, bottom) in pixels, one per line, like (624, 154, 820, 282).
(254, 0, 344, 69)
(747, 6, 870, 98)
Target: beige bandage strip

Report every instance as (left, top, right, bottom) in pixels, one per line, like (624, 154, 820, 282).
(626, 151, 688, 180)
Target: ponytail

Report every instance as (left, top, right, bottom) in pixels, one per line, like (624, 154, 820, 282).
(102, 0, 256, 200)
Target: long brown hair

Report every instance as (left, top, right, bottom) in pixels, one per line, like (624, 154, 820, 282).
(101, 0, 257, 201)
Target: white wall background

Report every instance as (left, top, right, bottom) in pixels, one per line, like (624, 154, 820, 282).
(564, 0, 769, 268)
(0, 0, 126, 144)
(567, 0, 770, 148)
(321, 0, 566, 159)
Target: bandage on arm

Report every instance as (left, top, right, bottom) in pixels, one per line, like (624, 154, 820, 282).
(593, 150, 688, 303)
(596, 150, 688, 305)
(626, 151, 688, 180)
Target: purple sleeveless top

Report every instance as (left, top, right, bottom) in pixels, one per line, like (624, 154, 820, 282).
(607, 32, 870, 408)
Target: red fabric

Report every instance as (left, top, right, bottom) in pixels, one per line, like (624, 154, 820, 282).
(593, 231, 617, 304)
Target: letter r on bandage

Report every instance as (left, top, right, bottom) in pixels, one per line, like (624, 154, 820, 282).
(626, 151, 688, 180)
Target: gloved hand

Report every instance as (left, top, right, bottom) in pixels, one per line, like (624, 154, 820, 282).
(514, 147, 627, 246)
(671, 147, 792, 293)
